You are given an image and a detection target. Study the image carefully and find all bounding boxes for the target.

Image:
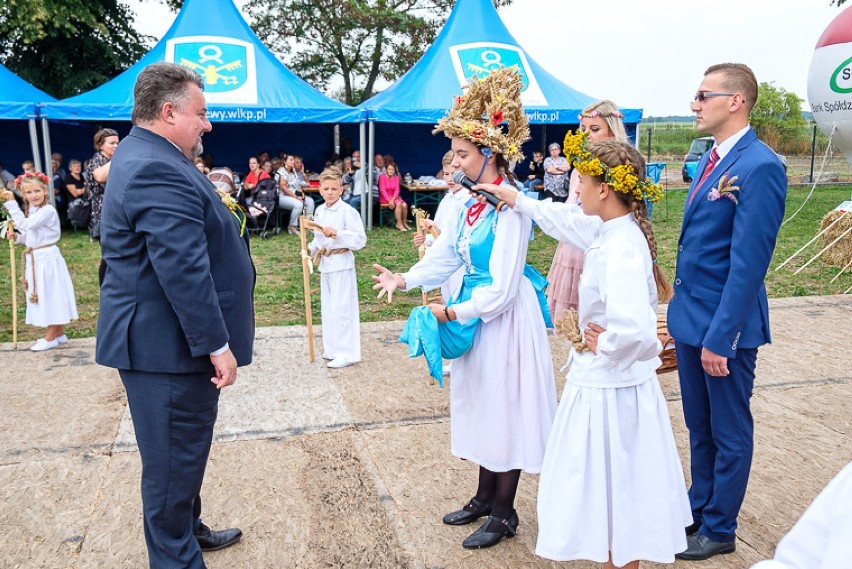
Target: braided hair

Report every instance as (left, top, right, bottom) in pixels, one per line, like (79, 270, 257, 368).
(587, 141, 673, 302)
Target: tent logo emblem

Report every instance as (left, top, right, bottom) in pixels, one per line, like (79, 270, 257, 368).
(449, 42, 547, 106)
(166, 36, 257, 105)
(179, 44, 245, 89)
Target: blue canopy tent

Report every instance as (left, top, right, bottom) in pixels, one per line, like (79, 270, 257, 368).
(357, 0, 642, 226)
(39, 0, 363, 194)
(0, 63, 56, 178)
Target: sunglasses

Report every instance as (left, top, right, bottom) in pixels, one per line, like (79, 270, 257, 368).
(693, 91, 736, 102)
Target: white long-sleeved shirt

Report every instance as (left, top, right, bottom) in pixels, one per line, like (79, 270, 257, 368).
(308, 199, 366, 272)
(3, 200, 61, 247)
(515, 195, 661, 387)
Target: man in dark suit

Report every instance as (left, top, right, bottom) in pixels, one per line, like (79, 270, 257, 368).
(669, 63, 787, 561)
(97, 62, 255, 568)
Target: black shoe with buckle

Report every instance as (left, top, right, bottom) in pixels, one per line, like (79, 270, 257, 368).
(194, 523, 243, 552)
(462, 511, 519, 549)
(442, 497, 492, 526)
(675, 532, 736, 560)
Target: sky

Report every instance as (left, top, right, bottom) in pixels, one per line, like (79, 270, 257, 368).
(127, 0, 846, 117)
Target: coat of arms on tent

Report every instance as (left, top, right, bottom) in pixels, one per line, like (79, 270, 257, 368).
(448, 42, 547, 107)
(166, 36, 258, 104)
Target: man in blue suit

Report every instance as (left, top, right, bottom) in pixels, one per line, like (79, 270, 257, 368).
(97, 62, 255, 568)
(669, 63, 787, 561)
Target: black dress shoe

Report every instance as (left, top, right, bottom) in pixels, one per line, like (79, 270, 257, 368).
(442, 497, 492, 526)
(194, 523, 243, 552)
(462, 511, 519, 549)
(685, 521, 701, 536)
(675, 532, 735, 560)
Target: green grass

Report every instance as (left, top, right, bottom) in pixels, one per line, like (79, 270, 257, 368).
(1, 185, 850, 342)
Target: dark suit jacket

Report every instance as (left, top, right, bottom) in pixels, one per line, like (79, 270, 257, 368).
(667, 127, 787, 358)
(96, 126, 255, 373)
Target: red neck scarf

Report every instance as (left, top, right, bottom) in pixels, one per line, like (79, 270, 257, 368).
(465, 176, 503, 226)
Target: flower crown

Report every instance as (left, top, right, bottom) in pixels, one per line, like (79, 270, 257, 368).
(433, 66, 530, 163)
(14, 171, 50, 190)
(563, 130, 664, 204)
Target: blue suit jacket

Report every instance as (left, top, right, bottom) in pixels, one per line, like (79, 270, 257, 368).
(667, 128, 786, 358)
(96, 126, 255, 373)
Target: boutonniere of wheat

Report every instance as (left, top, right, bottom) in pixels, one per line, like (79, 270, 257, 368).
(707, 174, 740, 205)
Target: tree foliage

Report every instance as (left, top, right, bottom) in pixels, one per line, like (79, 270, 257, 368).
(243, 0, 512, 105)
(751, 82, 807, 151)
(0, 0, 150, 98)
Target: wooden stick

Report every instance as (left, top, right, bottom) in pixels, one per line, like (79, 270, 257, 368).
(776, 209, 849, 270)
(302, 218, 325, 233)
(9, 223, 17, 349)
(299, 215, 315, 362)
(830, 257, 852, 284)
(412, 207, 436, 385)
(794, 224, 852, 274)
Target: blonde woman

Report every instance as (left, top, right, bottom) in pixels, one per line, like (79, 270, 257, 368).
(547, 100, 627, 323)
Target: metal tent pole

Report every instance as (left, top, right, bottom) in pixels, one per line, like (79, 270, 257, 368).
(41, 118, 55, 207)
(367, 121, 375, 231)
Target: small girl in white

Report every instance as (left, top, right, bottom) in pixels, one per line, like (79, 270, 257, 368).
(481, 139, 691, 568)
(411, 150, 469, 302)
(2, 172, 78, 351)
(309, 166, 367, 368)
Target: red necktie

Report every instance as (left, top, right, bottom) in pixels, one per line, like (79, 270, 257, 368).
(688, 148, 719, 204)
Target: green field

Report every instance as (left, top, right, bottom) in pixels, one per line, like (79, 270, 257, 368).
(1, 185, 850, 342)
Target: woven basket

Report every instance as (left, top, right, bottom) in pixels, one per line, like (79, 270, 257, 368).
(657, 314, 677, 374)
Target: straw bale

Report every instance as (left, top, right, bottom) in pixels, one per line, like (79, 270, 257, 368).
(819, 209, 852, 266)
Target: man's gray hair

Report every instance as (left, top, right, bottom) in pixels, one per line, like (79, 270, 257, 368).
(131, 62, 205, 125)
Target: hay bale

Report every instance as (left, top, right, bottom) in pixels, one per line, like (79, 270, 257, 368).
(819, 209, 852, 266)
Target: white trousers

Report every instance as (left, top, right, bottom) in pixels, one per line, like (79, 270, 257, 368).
(320, 268, 361, 362)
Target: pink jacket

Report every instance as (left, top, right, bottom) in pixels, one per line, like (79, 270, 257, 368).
(378, 173, 401, 205)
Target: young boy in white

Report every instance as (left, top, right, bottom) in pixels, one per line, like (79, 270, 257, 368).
(309, 167, 367, 368)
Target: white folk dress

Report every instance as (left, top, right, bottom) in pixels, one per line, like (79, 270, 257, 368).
(309, 199, 367, 363)
(514, 195, 691, 565)
(3, 200, 78, 327)
(402, 195, 557, 473)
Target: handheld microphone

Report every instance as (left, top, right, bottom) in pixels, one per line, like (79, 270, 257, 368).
(452, 171, 507, 211)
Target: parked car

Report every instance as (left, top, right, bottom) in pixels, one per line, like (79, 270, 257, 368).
(682, 136, 787, 183)
(681, 136, 714, 182)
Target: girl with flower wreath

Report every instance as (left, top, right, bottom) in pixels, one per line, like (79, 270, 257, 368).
(372, 67, 556, 550)
(2, 172, 78, 351)
(546, 100, 627, 324)
(482, 139, 691, 568)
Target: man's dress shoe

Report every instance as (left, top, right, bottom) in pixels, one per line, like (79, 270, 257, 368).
(442, 497, 492, 526)
(675, 532, 736, 560)
(194, 523, 243, 552)
(462, 511, 519, 549)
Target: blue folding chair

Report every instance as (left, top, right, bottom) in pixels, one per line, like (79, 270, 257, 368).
(645, 162, 666, 220)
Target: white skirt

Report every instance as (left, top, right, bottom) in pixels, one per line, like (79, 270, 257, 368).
(24, 246, 78, 327)
(450, 278, 556, 473)
(535, 376, 692, 565)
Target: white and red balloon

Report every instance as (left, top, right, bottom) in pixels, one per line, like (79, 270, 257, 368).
(808, 4, 852, 164)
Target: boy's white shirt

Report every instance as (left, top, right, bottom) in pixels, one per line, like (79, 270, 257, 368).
(308, 199, 366, 273)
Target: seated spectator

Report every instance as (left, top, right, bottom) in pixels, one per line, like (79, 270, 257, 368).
(0, 161, 15, 190)
(64, 160, 86, 198)
(193, 156, 209, 175)
(379, 163, 410, 231)
(276, 155, 315, 235)
(21, 160, 35, 175)
(242, 156, 268, 202)
(524, 150, 545, 192)
(344, 150, 377, 214)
